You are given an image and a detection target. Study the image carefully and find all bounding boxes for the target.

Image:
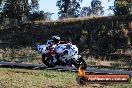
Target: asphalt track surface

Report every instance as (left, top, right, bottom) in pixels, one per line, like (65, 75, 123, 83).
(0, 62, 132, 76)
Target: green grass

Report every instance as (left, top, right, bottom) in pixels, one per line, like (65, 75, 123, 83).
(0, 68, 77, 88)
(0, 68, 131, 88)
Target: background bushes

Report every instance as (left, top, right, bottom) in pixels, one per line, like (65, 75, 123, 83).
(0, 15, 132, 58)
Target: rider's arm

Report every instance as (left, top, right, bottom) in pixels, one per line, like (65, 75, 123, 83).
(59, 41, 66, 44)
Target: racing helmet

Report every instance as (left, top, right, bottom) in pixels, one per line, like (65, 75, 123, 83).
(52, 35, 60, 43)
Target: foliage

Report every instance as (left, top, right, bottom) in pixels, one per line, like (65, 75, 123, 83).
(31, 0, 39, 10)
(56, 0, 82, 19)
(91, 0, 104, 16)
(114, 0, 129, 15)
(0, 0, 39, 26)
(3, 0, 29, 19)
(80, 0, 104, 17)
(0, 0, 6, 7)
(0, 15, 132, 58)
(109, 0, 131, 15)
(28, 10, 51, 21)
(0, 0, 4, 11)
(80, 6, 91, 17)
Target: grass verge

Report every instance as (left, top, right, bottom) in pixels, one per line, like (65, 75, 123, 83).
(0, 68, 131, 88)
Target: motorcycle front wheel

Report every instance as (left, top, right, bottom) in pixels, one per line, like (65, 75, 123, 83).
(42, 54, 56, 68)
(71, 57, 87, 70)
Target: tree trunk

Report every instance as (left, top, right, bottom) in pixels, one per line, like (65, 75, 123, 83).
(64, 0, 70, 13)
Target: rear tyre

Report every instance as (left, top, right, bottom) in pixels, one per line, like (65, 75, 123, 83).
(42, 54, 56, 68)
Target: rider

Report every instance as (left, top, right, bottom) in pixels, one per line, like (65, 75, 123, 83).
(48, 35, 65, 54)
(50, 35, 60, 54)
(50, 35, 69, 64)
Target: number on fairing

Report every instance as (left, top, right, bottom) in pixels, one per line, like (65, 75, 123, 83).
(72, 47, 76, 52)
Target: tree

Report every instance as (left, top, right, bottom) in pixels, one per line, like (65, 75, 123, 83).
(0, 0, 6, 12)
(0, 0, 6, 6)
(0, 0, 39, 25)
(80, 6, 92, 17)
(80, 0, 104, 17)
(31, 0, 39, 9)
(109, 0, 131, 15)
(0, 0, 39, 12)
(2, 0, 39, 19)
(91, 0, 104, 16)
(56, 0, 82, 19)
(114, 0, 129, 15)
(28, 10, 52, 21)
(3, 0, 29, 18)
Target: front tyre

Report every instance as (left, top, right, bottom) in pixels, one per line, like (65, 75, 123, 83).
(71, 57, 87, 70)
(42, 54, 56, 68)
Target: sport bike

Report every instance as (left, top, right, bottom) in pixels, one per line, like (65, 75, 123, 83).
(37, 40, 87, 69)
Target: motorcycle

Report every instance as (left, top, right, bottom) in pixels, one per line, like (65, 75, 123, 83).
(37, 40, 87, 69)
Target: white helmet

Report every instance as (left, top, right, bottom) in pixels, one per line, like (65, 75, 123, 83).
(52, 35, 60, 40)
(52, 35, 60, 43)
